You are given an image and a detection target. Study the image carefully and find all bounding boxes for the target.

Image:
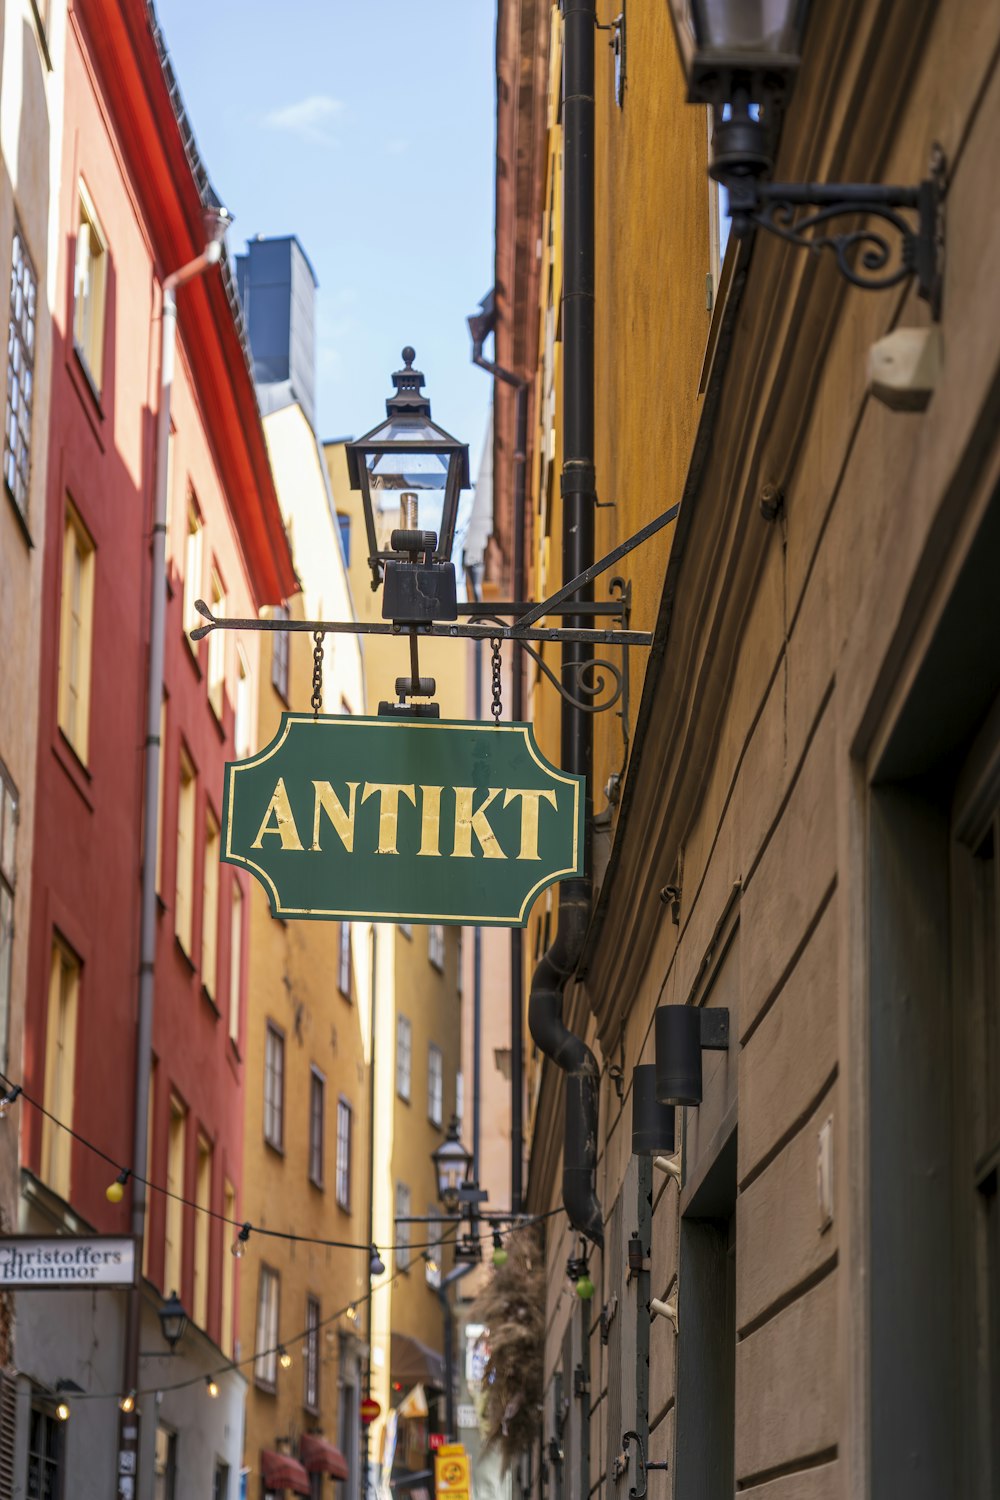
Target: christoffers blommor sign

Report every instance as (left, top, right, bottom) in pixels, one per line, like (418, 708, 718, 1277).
(222, 715, 585, 927)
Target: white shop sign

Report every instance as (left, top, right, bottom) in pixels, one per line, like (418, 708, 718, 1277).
(0, 1236, 136, 1288)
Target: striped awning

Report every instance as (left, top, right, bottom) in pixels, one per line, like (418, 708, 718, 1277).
(301, 1433, 350, 1479)
(261, 1449, 311, 1496)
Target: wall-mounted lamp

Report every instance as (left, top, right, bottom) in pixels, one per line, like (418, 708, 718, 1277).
(664, 0, 945, 313)
(631, 1063, 675, 1155)
(654, 1006, 729, 1107)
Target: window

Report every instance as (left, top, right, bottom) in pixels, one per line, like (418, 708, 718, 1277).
(5, 227, 36, 517)
(221, 1179, 236, 1357)
(255, 1265, 280, 1388)
(455, 1071, 464, 1132)
(396, 1015, 412, 1102)
(193, 1134, 212, 1328)
(73, 186, 107, 392)
(228, 882, 242, 1046)
(154, 1423, 178, 1500)
(27, 1403, 63, 1500)
(309, 1067, 325, 1188)
(202, 810, 219, 998)
(212, 1461, 230, 1500)
(174, 747, 196, 956)
(428, 924, 445, 971)
(207, 570, 226, 718)
(271, 604, 289, 701)
(338, 920, 352, 997)
(428, 1044, 443, 1128)
(304, 1296, 320, 1412)
(0, 764, 17, 1072)
(42, 937, 79, 1198)
(395, 1183, 411, 1271)
(182, 502, 203, 648)
(336, 1096, 351, 1209)
(264, 1023, 284, 1150)
(235, 647, 251, 758)
(337, 512, 351, 566)
(57, 499, 95, 760)
(164, 1095, 186, 1295)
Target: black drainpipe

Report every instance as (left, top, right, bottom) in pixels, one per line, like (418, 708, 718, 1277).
(528, 0, 602, 1248)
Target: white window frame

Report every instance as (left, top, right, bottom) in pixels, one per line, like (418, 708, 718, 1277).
(271, 604, 290, 701)
(396, 1015, 412, 1102)
(264, 1022, 285, 1151)
(304, 1295, 320, 1413)
(255, 1265, 280, 1389)
(428, 924, 445, 971)
(4, 226, 37, 518)
(428, 1044, 443, 1128)
(0, 763, 17, 1073)
(73, 182, 108, 394)
(395, 1183, 411, 1271)
(309, 1067, 325, 1189)
(338, 919, 352, 997)
(336, 1095, 352, 1210)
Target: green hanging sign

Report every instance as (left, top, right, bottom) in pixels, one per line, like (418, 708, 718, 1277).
(221, 714, 585, 927)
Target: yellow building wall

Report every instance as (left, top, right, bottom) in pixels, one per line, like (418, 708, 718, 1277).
(240, 408, 372, 1484)
(524, 3, 711, 1109)
(324, 440, 467, 1450)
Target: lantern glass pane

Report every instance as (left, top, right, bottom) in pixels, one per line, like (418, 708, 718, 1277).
(693, 0, 801, 55)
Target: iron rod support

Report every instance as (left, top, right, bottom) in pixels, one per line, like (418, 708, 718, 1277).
(191, 604, 651, 649)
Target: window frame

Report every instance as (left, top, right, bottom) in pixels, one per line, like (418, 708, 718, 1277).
(396, 1015, 412, 1103)
(174, 744, 197, 958)
(395, 1182, 411, 1271)
(201, 807, 220, 1001)
(254, 1264, 280, 1391)
(263, 1021, 285, 1153)
(336, 1095, 352, 1211)
(309, 1066, 326, 1189)
(271, 604, 290, 702)
(428, 1043, 443, 1129)
(207, 567, 227, 720)
(27, 1401, 65, 1500)
(5, 224, 37, 521)
(338, 919, 352, 998)
(428, 924, 445, 972)
(57, 497, 95, 763)
(42, 935, 80, 1199)
(304, 1295, 321, 1414)
(72, 181, 108, 396)
(182, 498, 204, 653)
(228, 879, 243, 1048)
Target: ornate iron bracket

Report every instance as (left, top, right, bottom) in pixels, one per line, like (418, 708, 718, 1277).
(727, 145, 946, 317)
(615, 1430, 668, 1500)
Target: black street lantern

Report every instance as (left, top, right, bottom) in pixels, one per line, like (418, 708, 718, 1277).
(158, 1290, 189, 1352)
(667, 0, 809, 180)
(432, 1115, 473, 1212)
(665, 0, 943, 310)
(345, 348, 471, 619)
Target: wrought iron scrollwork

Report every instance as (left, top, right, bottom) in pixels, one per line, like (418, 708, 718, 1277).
(469, 616, 625, 715)
(748, 196, 919, 292)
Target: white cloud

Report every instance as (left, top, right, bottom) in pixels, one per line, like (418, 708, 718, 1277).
(262, 94, 344, 146)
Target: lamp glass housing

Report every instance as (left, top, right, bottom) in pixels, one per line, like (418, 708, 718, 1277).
(432, 1115, 473, 1210)
(158, 1291, 189, 1351)
(345, 349, 470, 588)
(668, 0, 809, 103)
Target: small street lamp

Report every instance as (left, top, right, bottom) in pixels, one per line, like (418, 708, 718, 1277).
(345, 348, 471, 617)
(157, 1291, 189, 1353)
(432, 1116, 473, 1213)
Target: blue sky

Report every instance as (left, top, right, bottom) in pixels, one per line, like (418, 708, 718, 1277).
(155, 0, 496, 464)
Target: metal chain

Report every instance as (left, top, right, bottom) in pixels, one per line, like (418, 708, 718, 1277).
(311, 631, 325, 719)
(490, 637, 503, 724)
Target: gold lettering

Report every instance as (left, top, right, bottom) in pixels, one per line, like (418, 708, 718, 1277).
(311, 781, 360, 852)
(503, 788, 558, 860)
(418, 785, 444, 857)
(451, 787, 507, 859)
(251, 777, 304, 851)
(361, 782, 417, 855)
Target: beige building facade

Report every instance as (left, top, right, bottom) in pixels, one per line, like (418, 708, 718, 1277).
(492, 2, 1000, 1499)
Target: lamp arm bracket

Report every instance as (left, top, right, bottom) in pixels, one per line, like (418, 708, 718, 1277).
(728, 146, 946, 318)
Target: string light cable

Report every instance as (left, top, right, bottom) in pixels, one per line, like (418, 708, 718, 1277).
(0, 1073, 558, 1255)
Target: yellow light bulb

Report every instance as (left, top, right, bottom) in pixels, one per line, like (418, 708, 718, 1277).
(279, 1347, 292, 1370)
(106, 1181, 124, 1204)
(55, 1401, 70, 1422)
(119, 1392, 136, 1414)
(206, 1378, 219, 1399)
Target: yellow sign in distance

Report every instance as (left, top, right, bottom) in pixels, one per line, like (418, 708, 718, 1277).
(435, 1444, 471, 1498)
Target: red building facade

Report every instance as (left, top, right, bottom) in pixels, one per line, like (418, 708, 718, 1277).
(16, 2, 294, 1492)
